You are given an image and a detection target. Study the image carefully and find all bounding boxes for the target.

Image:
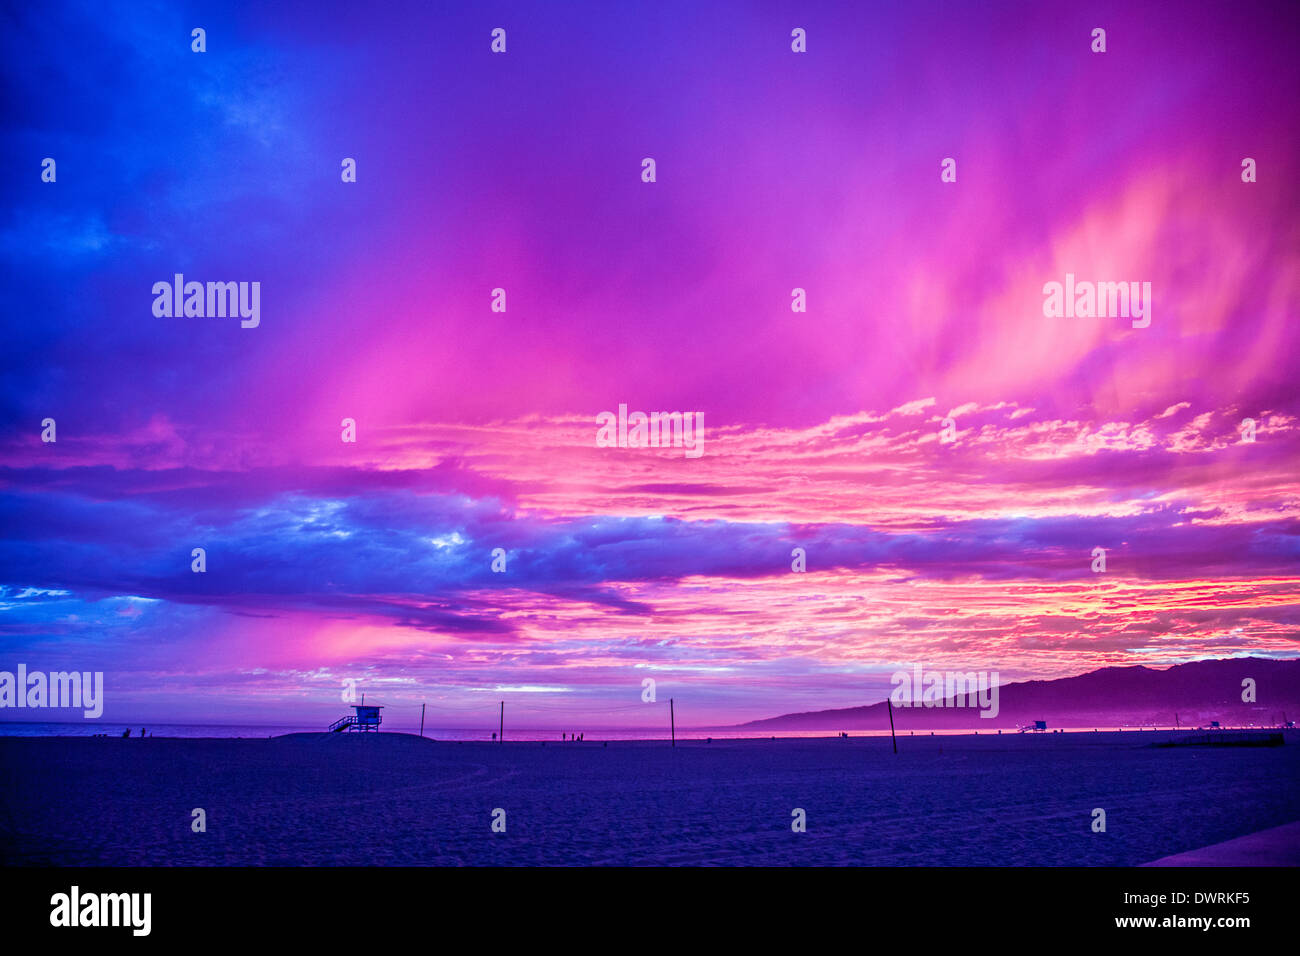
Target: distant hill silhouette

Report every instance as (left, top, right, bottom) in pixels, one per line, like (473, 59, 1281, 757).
(736, 657, 1300, 731)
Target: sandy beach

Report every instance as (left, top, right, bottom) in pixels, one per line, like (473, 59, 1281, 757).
(2, 730, 1297, 866)
(1142, 820, 1300, 866)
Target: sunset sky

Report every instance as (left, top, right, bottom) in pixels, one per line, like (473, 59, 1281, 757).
(2, 0, 1297, 728)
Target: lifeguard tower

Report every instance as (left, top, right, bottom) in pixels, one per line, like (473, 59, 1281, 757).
(328, 703, 384, 733)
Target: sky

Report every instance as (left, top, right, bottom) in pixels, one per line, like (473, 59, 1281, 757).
(1, 0, 1297, 729)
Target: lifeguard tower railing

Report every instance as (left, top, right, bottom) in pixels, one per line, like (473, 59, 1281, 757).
(328, 704, 383, 732)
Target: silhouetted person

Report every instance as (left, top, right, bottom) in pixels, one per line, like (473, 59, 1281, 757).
(121, 728, 130, 737)
(141, 728, 146, 738)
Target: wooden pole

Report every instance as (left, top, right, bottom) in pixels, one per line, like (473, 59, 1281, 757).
(419, 702, 425, 738)
(499, 701, 504, 742)
(886, 698, 897, 754)
(670, 698, 675, 747)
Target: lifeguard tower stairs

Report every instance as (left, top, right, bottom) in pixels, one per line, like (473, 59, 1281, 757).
(328, 703, 384, 733)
